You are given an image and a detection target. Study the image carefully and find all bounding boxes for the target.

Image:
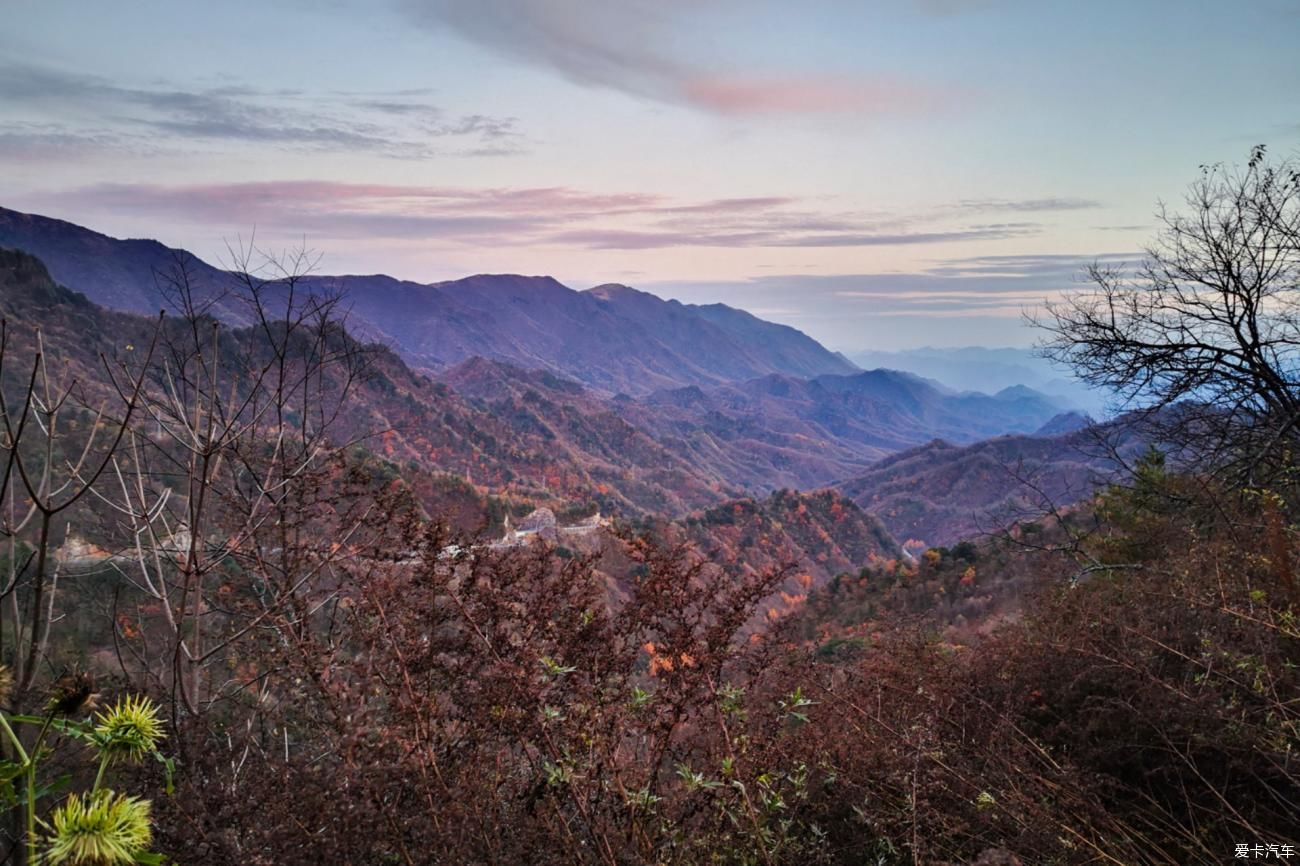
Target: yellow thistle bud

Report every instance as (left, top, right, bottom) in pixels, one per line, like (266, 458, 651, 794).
(93, 695, 165, 763)
(44, 791, 153, 866)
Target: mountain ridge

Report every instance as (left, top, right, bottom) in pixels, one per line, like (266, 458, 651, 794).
(0, 205, 858, 396)
(834, 422, 1135, 546)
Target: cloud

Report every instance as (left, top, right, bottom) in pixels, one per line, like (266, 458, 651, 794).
(32, 178, 1040, 251)
(0, 124, 144, 162)
(40, 181, 658, 241)
(680, 74, 944, 115)
(643, 250, 1142, 323)
(400, 0, 951, 116)
(763, 225, 1038, 247)
(401, 0, 680, 96)
(926, 252, 1141, 279)
(834, 289, 1052, 302)
(0, 61, 523, 159)
(659, 196, 799, 214)
(547, 229, 774, 249)
(957, 197, 1103, 212)
(546, 223, 1036, 251)
(546, 225, 1037, 251)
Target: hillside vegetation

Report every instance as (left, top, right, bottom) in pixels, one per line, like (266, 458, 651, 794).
(836, 425, 1134, 546)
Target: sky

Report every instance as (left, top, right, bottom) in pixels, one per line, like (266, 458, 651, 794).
(2, 0, 1298, 351)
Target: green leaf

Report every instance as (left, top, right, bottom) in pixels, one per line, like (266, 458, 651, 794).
(0, 760, 25, 784)
(33, 772, 73, 801)
(152, 751, 176, 797)
(6, 715, 94, 741)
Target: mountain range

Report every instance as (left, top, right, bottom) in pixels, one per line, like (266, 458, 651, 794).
(0, 205, 1116, 561)
(0, 206, 855, 396)
(848, 346, 1110, 417)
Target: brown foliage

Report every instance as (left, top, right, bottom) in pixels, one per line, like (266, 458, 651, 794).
(150, 520, 836, 865)
(146, 470, 1300, 865)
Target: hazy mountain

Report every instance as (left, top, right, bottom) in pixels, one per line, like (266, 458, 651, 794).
(674, 295, 859, 381)
(613, 369, 1067, 493)
(1034, 411, 1094, 436)
(0, 243, 1097, 533)
(847, 346, 1110, 416)
(836, 425, 1133, 547)
(0, 206, 857, 395)
(2, 246, 911, 651)
(4, 246, 920, 623)
(0, 206, 238, 319)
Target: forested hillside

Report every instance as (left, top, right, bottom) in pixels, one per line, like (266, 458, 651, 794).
(836, 425, 1134, 546)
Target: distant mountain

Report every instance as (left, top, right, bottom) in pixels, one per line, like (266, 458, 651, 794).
(1034, 411, 1094, 436)
(436, 357, 1077, 507)
(673, 295, 860, 382)
(0, 206, 857, 395)
(613, 369, 1067, 493)
(5, 242, 1145, 631)
(433, 355, 737, 514)
(836, 424, 1136, 547)
(847, 346, 1111, 417)
(0, 207, 237, 318)
(0, 245, 1109, 531)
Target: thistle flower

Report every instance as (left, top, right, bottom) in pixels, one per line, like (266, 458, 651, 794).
(44, 791, 153, 866)
(0, 664, 12, 707)
(93, 696, 165, 763)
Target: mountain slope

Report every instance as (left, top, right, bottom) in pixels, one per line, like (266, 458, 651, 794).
(836, 428, 1128, 546)
(0, 247, 736, 521)
(671, 488, 901, 623)
(589, 284, 855, 382)
(1, 247, 903, 628)
(0, 207, 236, 319)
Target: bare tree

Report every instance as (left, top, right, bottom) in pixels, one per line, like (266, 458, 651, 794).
(0, 321, 157, 705)
(97, 241, 376, 734)
(1037, 145, 1300, 487)
(0, 237, 390, 846)
(0, 249, 165, 865)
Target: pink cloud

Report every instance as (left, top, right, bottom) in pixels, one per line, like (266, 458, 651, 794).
(403, 3, 960, 119)
(54, 181, 664, 223)
(679, 75, 945, 115)
(31, 177, 1026, 252)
